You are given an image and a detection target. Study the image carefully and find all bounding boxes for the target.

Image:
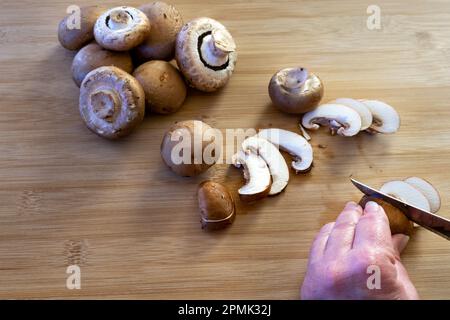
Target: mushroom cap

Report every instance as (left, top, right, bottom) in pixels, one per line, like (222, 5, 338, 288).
(359, 99, 400, 134)
(269, 67, 324, 114)
(331, 98, 373, 130)
(133, 60, 187, 114)
(72, 42, 134, 87)
(359, 196, 414, 236)
(302, 103, 362, 137)
(58, 6, 105, 51)
(175, 17, 237, 92)
(257, 128, 313, 173)
(233, 150, 271, 202)
(79, 66, 145, 139)
(94, 6, 151, 51)
(241, 136, 289, 195)
(160, 120, 221, 177)
(133, 2, 184, 62)
(197, 181, 236, 230)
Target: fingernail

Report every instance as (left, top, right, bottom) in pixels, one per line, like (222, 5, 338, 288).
(397, 235, 410, 253)
(365, 201, 379, 214)
(344, 201, 358, 210)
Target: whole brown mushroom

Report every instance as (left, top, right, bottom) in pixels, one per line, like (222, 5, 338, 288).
(359, 196, 414, 236)
(79, 66, 145, 139)
(175, 17, 237, 92)
(197, 181, 236, 230)
(269, 67, 324, 114)
(94, 6, 151, 51)
(161, 120, 221, 177)
(72, 42, 133, 87)
(133, 2, 184, 62)
(58, 5, 105, 51)
(133, 60, 186, 114)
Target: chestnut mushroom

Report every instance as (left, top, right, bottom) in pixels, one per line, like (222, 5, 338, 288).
(359, 99, 400, 134)
(197, 181, 236, 230)
(58, 5, 105, 51)
(331, 98, 373, 131)
(94, 6, 151, 51)
(269, 67, 324, 114)
(359, 196, 414, 236)
(79, 66, 145, 139)
(175, 17, 237, 92)
(161, 120, 221, 177)
(133, 2, 184, 62)
(72, 42, 133, 87)
(133, 60, 187, 114)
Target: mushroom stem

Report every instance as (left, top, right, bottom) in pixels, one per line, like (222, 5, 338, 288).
(200, 29, 235, 67)
(90, 89, 120, 122)
(107, 10, 133, 30)
(280, 68, 308, 91)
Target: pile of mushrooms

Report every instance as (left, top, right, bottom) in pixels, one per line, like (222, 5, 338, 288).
(359, 177, 441, 236)
(58, 2, 238, 139)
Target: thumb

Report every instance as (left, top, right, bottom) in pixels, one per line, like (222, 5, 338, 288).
(392, 233, 410, 256)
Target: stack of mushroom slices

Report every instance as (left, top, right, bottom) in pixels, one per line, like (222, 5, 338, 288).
(232, 128, 314, 201)
(301, 98, 401, 137)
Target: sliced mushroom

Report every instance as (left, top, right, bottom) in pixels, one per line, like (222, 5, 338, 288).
(58, 5, 105, 51)
(331, 98, 373, 130)
(175, 17, 237, 92)
(233, 151, 271, 202)
(380, 180, 431, 212)
(94, 6, 151, 51)
(198, 181, 236, 230)
(359, 100, 400, 134)
(301, 103, 362, 137)
(404, 177, 441, 213)
(269, 67, 324, 114)
(79, 66, 145, 139)
(133, 2, 184, 62)
(241, 136, 289, 195)
(72, 42, 133, 87)
(257, 128, 313, 173)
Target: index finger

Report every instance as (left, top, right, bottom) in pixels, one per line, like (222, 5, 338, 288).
(353, 201, 393, 249)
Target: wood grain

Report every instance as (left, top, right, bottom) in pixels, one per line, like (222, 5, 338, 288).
(0, 0, 449, 299)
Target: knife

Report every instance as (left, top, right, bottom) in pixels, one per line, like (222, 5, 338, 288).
(351, 178, 450, 241)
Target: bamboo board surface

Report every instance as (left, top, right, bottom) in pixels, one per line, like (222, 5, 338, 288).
(0, 0, 449, 299)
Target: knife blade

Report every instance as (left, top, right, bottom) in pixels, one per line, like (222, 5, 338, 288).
(351, 178, 450, 240)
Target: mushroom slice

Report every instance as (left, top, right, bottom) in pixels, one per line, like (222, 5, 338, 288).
(241, 136, 289, 195)
(79, 66, 145, 140)
(359, 100, 400, 134)
(404, 177, 441, 213)
(331, 98, 373, 130)
(301, 103, 362, 137)
(257, 128, 313, 173)
(175, 17, 237, 92)
(233, 151, 271, 201)
(94, 6, 151, 51)
(380, 180, 431, 212)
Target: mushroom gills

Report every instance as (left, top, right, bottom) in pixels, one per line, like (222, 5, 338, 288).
(302, 103, 362, 137)
(241, 136, 289, 195)
(359, 100, 400, 134)
(233, 150, 271, 201)
(404, 177, 441, 213)
(257, 128, 313, 173)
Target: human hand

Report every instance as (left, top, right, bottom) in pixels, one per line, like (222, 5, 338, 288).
(301, 201, 419, 300)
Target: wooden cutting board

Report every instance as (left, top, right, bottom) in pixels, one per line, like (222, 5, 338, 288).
(0, 0, 449, 299)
